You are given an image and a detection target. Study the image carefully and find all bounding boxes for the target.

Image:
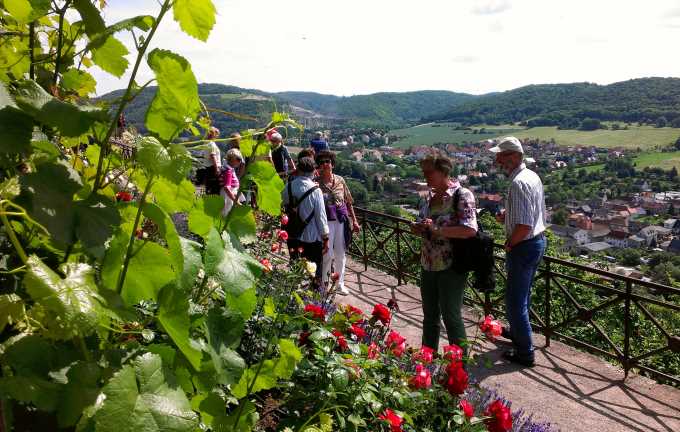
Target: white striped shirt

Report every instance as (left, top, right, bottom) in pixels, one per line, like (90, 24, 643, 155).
(505, 163, 546, 240)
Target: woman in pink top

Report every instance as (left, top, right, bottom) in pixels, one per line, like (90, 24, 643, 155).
(221, 149, 243, 216)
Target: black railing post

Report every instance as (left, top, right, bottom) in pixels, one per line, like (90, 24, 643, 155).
(362, 211, 368, 271)
(396, 222, 403, 285)
(544, 260, 552, 347)
(623, 279, 632, 379)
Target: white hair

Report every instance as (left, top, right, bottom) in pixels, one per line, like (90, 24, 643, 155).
(226, 148, 243, 162)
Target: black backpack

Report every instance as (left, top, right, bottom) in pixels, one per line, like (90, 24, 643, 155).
(285, 182, 319, 239)
(449, 189, 497, 292)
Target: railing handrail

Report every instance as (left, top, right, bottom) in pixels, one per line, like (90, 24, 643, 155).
(354, 206, 680, 296)
(352, 206, 680, 385)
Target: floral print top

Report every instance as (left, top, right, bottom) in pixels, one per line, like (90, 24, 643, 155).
(418, 180, 478, 272)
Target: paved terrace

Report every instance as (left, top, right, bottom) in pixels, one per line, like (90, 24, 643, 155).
(340, 259, 680, 432)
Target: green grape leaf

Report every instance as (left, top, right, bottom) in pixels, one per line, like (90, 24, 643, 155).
(248, 161, 284, 216)
(226, 287, 257, 320)
(24, 256, 103, 337)
(226, 205, 257, 244)
(136, 136, 171, 176)
(172, 0, 216, 42)
(74, 193, 121, 260)
(91, 35, 129, 77)
(177, 237, 202, 291)
(5, 0, 32, 22)
(85, 15, 155, 51)
(147, 344, 177, 367)
(61, 69, 97, 97)
(187, 195, 224, 239)
(101, 232, 175, 305)
(206, 307, 244, 351)
(145, 49, 200, 142)
(204, 228, 262, 296)
(0, 375, 61, 411)
(73, 0, 106, 36)
(238, 136, 256, 158)
(92, 353, 198, 432)
(13, 79, 108, 137)
(19, 159, 82, 244)
(57, 361, 102, 427)
(163, 143, 194, 183)
(231, 339, 302, 399)
(151, 177, 196, 213)
(0, 35, 30, 79)
(157, 284, 203, 371)
(0, 87, 33, 153)
(0, 294, 24, 332)
(143, 202, 182, 273)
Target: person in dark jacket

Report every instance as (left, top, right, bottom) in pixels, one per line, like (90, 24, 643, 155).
(310, 131, 329, 153)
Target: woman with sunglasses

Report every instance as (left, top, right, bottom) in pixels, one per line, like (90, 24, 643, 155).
(315, 150, 361, 294)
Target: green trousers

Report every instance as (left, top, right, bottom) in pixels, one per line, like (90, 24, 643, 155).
(420, 267, 468, 351)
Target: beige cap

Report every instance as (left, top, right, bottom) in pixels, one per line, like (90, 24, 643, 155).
(489, 136, 523, 154)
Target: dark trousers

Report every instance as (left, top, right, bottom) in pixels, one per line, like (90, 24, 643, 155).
(290, 240, 323, 281)
(420, 267, 468, 351)
(505, 234, 546, 361)
(196, 167, 221, 195)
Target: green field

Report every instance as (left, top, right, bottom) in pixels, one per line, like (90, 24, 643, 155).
(389, 123, 523, 148)
(390, 124, 680, 151)
(634, 151, 680, 170)
(512, 126, 680, 150)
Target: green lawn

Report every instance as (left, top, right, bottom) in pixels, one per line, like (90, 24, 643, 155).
(389, 123, 523, 148)
(512, 126, 680, 150)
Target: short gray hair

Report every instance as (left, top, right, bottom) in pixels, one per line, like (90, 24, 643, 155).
(226, 148, 243, 162)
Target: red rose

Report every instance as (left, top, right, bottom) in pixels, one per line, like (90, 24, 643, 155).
(378, 409, 403, 432)
(281, 214, 289, 225)
(331, 272, 340, 282)
(444, 363, 468, 395)
(409, 364, 432, 389)
(271, 243, 280, 253)
(442, 344, 464, 362)
(372, 303, 391, 325)
(304, 304, 325, 321)
(386, 330, 406, 357)
(413, 346, 435, 364)
(367, 342, 380, 359)
(349, 324, 366, 339)
(484, 400, 512, 432)
(260, 258, 273, 272)
(479, 315, 502, 340)
(115, 191, 133, 202)
(277, 230, 289, 241)
(343, 304, 363, 318)
(332, 329, 349, 351)
(459, 399, 474, 418)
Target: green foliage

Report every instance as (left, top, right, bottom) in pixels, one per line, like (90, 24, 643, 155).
(172, 0, 216, 42)
(86, 353, 198, 432)
(145, 49, 201, 142)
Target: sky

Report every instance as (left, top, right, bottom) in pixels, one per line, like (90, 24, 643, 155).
(92, 0, 680, 96)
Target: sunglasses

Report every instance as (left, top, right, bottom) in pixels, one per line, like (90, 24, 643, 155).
(318, 160, 331, 165)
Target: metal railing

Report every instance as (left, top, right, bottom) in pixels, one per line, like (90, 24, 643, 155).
(349, 207, 680, 385)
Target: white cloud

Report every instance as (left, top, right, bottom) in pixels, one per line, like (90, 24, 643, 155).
(90, 0, 680, 97)
(471, 0, 511, 15)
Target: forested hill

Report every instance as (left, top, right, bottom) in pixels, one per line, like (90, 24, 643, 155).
(426, 78, 680, 127)
(100, 84, 474, 132)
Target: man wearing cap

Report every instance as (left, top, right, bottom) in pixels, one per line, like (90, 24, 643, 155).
(490, 137, 547, 367)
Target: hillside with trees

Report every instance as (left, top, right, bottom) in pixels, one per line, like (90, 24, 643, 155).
(426, 78, 680, 127)
(101, 84, 475, 132)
